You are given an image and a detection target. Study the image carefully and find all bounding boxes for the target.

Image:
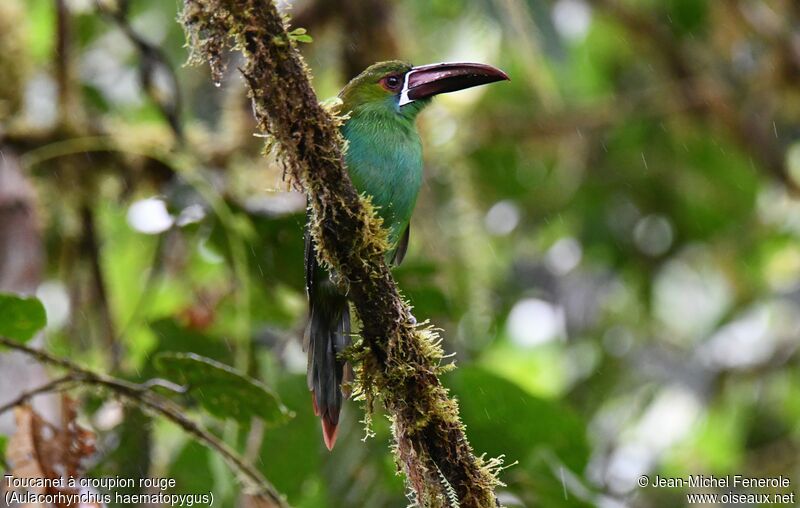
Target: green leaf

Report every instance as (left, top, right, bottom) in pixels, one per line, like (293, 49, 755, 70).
(0, 293, 47, 343)
(148, 319, 235, 365)
(89, 407, 151, 498)
(445, 366, 589, 469)
(256, 374, 320, 501)
(444, 367, 594, 506)
(169, 439, 216, 496)
(287, 27, 313, 43)
(666, 0, 708, 37)
(155, 352, 293, 426)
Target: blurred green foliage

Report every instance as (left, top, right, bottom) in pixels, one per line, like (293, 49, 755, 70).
(1, 0, 800, 507)
(155, 352, 292, 426)
(0, 294, 47, 343)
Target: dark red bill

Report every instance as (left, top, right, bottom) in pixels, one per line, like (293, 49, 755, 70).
(399, 62, 509, 106)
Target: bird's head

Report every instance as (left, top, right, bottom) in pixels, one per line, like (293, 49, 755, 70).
(339, 60, 509, 119)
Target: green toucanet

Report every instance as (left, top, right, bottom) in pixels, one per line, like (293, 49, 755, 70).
(305, 60, 508, 450)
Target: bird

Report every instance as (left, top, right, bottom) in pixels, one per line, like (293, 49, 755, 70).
(305, 60, 509, 450)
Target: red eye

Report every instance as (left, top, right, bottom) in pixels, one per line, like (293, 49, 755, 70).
(381, 75, 402, 91)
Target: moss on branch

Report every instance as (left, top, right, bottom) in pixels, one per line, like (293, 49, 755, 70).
(180, 1, 504, 506)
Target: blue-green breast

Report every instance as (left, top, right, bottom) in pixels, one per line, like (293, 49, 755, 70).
(341, 104, 423, 252)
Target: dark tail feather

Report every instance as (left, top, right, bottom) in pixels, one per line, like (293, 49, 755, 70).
(321, 417, 339, 451)
(305, 296, 350, 451)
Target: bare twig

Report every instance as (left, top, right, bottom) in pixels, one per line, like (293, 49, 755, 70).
(79, 204, 120, 370)
(54, 0, 72, 121)
(0, 375, 76, 416)
(0, 336, 289, 508)
(94, 0, 185, 141)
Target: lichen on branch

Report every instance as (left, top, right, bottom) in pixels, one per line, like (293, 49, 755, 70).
(180, 1, 504, 506)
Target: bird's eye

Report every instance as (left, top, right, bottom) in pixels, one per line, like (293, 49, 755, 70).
(381, 75, 402, 91)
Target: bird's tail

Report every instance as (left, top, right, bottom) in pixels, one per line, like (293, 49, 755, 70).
(305, 294, 351, 450)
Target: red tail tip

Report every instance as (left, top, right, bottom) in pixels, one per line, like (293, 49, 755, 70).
(321, 418, 339, 451)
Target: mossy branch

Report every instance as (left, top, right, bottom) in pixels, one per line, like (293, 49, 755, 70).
(179, 1, 503, 506)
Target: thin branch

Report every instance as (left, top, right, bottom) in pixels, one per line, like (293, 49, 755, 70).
(0, 375, 76, 416)
(79, 203, 120, 370)
(53, 0, 84, 128)
(95, 0, 185, 142)
(54, 0, 72, 122)
(0, 337, 289, 508)
(180, 1, 503, 506)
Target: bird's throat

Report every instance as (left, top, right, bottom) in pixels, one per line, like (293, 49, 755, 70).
(341, 109, 424, 249)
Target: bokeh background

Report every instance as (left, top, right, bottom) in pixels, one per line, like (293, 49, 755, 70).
(1, 0, 800, 507)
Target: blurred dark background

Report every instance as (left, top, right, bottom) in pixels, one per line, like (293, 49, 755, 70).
(1, 0, 800, 506)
